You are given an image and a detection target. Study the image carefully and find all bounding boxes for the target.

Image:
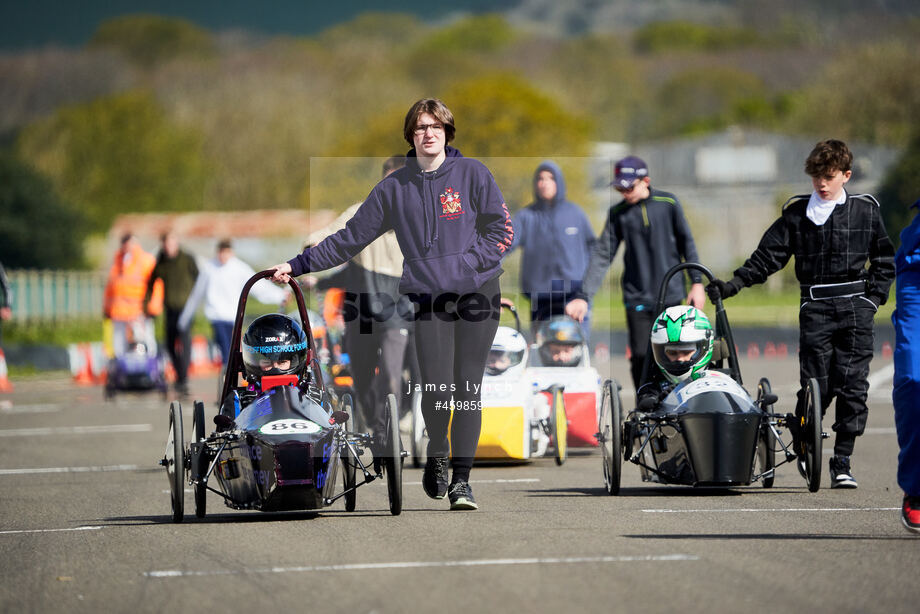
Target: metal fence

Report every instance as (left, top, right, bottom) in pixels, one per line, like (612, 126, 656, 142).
(6, 270, 106, 322)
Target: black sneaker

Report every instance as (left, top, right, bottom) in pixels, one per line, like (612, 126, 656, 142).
(829, 455, 857, 489)
(422, 456, 449, 500)
(902, 495, 920, 534)
(448, 480, 478, 510)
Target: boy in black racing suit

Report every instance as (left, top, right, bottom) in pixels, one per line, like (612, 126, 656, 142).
(707, 139, 895, 489)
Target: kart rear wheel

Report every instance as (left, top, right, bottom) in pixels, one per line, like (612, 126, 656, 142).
(192, 401, 207, 518)
(384, 394, 403, 516)
(549, 387, 568, 466)
(340, 393, 357, 512)
(803, 378, 823, 492)
(755, 378, 775, 488)
(599, 380, 622, 495)
(410, 388, 427, 468)
(165, 402, 185, 523)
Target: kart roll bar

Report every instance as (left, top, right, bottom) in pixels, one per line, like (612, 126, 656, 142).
(637, 262, 742, 388)
(219, 270, 325, 405)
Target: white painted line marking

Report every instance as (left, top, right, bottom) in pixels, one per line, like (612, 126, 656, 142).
(867, 363, 894, 388)
(865, 427, 896, 435)
(404, 477, 540, 486)
(0, 424, 153, 437)
(0, 526, 103, 536)
(642, 507, 898, 514)
(145, 554, 699, 578)
(0, 403, 62, 414)
(0, 464, 139, 476)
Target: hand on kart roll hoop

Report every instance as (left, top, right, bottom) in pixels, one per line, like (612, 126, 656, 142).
(565, 298, 589, 322)
(269, 262, 293, 284)
(706, 278, 742, 302)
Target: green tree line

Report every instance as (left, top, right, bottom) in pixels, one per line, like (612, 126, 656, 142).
(2, 11, 920, 268)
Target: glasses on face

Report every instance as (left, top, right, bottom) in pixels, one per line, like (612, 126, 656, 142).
(413, 123, 445, 136)
(615, 181, 638, 194)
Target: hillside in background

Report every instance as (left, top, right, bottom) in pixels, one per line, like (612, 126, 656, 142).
(1, 1, 919, 269)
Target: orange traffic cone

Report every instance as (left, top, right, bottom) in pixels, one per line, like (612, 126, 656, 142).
(73, 343, 95, 386)
(0, 348, 13, 392)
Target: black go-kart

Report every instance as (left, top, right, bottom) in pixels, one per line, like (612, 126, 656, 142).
(597, 262, 827, 495)
(159, 271, 405, 523)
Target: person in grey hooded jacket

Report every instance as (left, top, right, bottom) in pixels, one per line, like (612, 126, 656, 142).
(510, 161, 595, 335)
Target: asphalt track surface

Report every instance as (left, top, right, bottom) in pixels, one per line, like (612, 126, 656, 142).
(1, 355, 918, 614)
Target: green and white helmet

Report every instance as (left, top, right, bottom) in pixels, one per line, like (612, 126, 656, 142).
(650, 305, 714, 384)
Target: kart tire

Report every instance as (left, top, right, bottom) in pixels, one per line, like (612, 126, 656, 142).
(804, 378, 822, 492)
(384, 393, 403, 516)
(166, 402, 185, 523)
(550, 387, 568, 466)
(599, 380, 622, 495)
(755, 378, 775, 488)
(193, 401, 207, 518)
(341, 392, 357, 512)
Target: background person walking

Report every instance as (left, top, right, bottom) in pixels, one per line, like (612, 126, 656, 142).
(145, 231, 199, 397)
(565, 155, 704, 393)
(179, 239, 287, 365)
(510, 160, 595, 337)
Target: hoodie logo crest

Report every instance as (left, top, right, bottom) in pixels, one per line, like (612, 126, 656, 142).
(439, 187, 464, 219)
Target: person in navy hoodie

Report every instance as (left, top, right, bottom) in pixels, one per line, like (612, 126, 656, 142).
(270, 98, 512, 510)
(510, 161, 595, 337)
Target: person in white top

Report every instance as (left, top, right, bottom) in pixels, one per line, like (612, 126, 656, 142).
(179, 239, 288, 364)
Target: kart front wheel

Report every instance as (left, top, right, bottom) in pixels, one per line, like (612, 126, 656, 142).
(192, 401, 207, 518)
(803, 378, 823, 492)
(755, 378, 775, 488)
(340, 393, 357, 512)
(549, 387, 568, 466)
(384, 394, 403, 516)
(599, 380, 622, 495)
(164, 402, 185, 523)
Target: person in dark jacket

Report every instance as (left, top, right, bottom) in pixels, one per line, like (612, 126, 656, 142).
(271, 98, 513, 511)
(145, 231, 199, 396)
(510, 161, 595, 336)
(565, 155, 705, 391)
(707, 139, 895, 489)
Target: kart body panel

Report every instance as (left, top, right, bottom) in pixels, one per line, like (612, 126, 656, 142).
(636, 371, 761, 486)
(210, 385, 336, 511)
(527, 366, 601, 447)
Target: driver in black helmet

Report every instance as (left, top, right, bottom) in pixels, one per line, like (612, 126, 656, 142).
(241, 314, 310, 386)
(536, 317, 585, 368)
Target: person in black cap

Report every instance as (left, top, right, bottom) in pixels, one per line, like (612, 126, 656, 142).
(566, 155, 704, 392)
(707, 139, 895, 489)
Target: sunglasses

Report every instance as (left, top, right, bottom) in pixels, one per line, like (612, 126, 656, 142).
(615, 181, 639, 194)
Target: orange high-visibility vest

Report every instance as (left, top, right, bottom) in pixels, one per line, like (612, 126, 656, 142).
(103, 244, 163, 320)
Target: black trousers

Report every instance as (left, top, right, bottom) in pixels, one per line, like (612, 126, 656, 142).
(626, 306, 656, 391)
(413, 276, 501, 483)
(345, 318, 410, 437)
(164, 308, 191, 386)
(796, 297, 876, 457)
